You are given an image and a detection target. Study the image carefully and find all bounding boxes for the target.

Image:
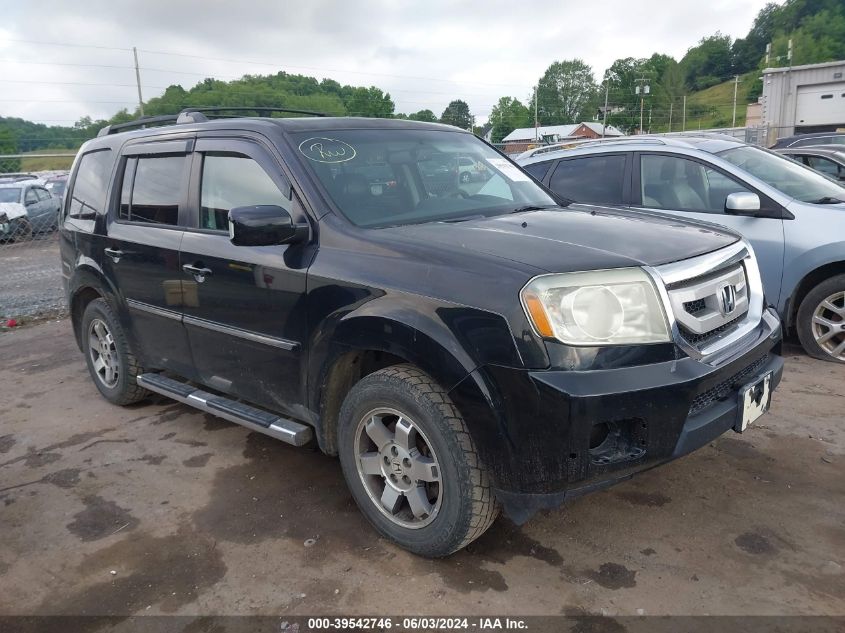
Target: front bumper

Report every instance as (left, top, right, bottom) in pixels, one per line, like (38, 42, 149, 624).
(454, 308, 783, 523)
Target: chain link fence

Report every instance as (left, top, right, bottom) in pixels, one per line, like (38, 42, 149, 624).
(1, 153, 75, 322)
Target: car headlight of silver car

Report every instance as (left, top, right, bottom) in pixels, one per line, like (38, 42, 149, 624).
(520, 268, 671, 345)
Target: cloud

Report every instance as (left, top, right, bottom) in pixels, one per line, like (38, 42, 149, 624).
(0, 0, 771, 126)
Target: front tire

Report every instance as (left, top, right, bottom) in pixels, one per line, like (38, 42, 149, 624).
(81, 298, 149, 404)
(796, 274, 845, 363)
(337, 364, 498, 557)
(11, 217, 32, 242)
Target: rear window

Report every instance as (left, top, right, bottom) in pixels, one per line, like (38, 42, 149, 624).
(68, 150, 113, 217)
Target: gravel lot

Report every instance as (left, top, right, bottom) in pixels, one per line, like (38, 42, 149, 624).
(0, 236, 65, 320)
(0, 320, 842, 618)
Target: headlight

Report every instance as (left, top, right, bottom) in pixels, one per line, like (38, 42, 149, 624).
(520, 268, 670, 345)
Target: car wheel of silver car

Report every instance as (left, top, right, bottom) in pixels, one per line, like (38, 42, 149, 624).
(81, 298, 149, 404)
(797, 274, 845, 363)
(11, 217, 32, 242)
(337, 364, 498, 557)
(459, 171, 471, 183)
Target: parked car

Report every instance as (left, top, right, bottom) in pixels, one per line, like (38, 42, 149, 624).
(0, 180, 61, 236)
(61, 110, 782, 556)
(518, 135, 845, 363)
(456, 154, 489, 183)
(776, 144, 845, 182)
(45, 174, 69, 201)
(770, 132, 845, 149)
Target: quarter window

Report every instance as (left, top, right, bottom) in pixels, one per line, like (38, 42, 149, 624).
(68, 149, 113, 218)
(522, 161, 552, 181)
(199, 153, 289, 231)
(119, 155, 186, 226)
(549, 155, 626, 204)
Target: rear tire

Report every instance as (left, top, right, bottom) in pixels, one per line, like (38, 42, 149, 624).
(81, 298, 149, 404)
(796, 274, 845, 363)
(337, 364, 498, 557)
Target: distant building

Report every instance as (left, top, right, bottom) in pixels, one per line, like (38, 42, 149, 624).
(761, 59, 845, 142)
(500, 122, 623, 154)
(746, 101, 763, 127)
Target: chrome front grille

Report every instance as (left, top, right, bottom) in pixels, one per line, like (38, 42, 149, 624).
(667, 263, 749, 337)
(646, 241, 764, 364)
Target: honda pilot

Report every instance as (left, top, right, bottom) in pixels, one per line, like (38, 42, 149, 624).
(60, 109, 783, 557)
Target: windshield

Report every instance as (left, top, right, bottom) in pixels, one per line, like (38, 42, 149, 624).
(0, 188, 21, 203)
(291, 129, 558, 227)
(717, 145, 845, 203)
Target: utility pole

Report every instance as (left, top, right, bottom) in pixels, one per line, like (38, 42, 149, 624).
(731, 75, 740, 128)
(682, 95, 687, 132)
(534, 83, 539, 141)
(668, 101, 673, 132)
(602, 81, 609, 137)
(635, 77, 649, 134)
(132, 47, 145, 117)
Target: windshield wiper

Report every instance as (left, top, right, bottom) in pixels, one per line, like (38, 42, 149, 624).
(509, 204, 556, 214)
(809, 196, 844, 204)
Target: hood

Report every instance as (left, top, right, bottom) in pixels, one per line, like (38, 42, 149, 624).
(381, 205, 739, 273)
(0, 202, 26, 221)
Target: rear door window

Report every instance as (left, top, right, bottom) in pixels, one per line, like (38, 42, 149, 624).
(119, 155, 187, 226)
(549, 154, 626, 204)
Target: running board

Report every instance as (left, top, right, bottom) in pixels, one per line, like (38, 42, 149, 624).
(137, 373, 313, 447)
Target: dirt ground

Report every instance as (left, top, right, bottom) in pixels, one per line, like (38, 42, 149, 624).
(0, 319, 842, 617)
(0, 236, 65, 320)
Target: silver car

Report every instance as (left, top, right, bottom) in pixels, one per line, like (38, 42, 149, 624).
(518, 135, 845, 363)
(0, 179, 62, 237)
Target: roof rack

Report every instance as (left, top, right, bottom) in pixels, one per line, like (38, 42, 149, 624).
(97, 106, 328, 137)
(180, 106, 328, 118)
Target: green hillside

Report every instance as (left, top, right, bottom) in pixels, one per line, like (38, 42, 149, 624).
(682, 72, 757, 130)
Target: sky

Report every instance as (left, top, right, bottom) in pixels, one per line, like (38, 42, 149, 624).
(0, 0, 773, 127)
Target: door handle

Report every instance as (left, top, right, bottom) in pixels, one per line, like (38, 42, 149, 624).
(182, 263, 213, 282)
(104, 247, 123, 263)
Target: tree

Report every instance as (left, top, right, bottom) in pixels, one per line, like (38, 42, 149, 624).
(680, 33, 734, 90)
(0, 127, 19, 172)
(534, 59, 598, 125)
(488, 97, 531, 142)
(440, 100, 472, 129)
(408, 109, 438, 122)
(732, 3, 779, 73)
(345, 86, 394, 118)
(599, 57, 648, 133)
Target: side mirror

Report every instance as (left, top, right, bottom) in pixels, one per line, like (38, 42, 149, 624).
(725, 192, 761, 216)
(228, 205, 308, 247)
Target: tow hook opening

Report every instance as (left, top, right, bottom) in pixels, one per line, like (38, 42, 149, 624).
(589, 418, 647, 466)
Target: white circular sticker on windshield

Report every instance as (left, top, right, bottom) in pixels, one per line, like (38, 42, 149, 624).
(298, 137, 357, 163)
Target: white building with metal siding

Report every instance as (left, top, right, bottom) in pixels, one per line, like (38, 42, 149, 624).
(761, 60, 845, 140)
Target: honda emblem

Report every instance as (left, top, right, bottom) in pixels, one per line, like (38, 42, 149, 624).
(719, 284, 737, 315)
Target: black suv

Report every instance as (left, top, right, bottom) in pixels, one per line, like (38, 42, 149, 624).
(60, 108, 784, 557)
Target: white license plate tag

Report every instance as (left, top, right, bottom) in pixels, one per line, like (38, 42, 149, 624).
(735, 371, 773, 432)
